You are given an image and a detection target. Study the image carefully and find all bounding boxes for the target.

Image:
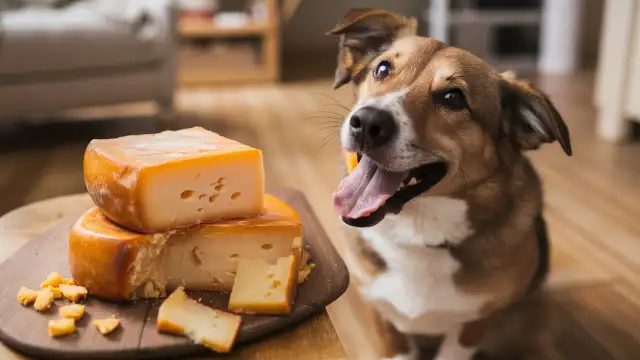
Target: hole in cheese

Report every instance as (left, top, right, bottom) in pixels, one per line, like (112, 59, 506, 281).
(191, 247, 203, 266)
(230, 254, 239, 259)
(261, 243, 273, 250)
(215, 184, 224, 191)
(180, 190, 194, 200)
(198, 194, 207, 200)
(231, 192, 241, 200)
(208, 194, 218, 203)
(197, 208, 204, 213)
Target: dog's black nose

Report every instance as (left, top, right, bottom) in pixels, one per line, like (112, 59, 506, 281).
(349, 107, 396, 149)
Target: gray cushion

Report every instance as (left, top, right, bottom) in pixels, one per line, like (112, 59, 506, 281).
(0, 3, 166, 76)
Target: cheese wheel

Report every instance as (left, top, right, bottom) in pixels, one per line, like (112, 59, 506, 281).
(68, 194, 303, 301)
(84, 127, 265, 233)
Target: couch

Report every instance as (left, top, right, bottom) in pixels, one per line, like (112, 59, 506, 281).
(0, 0, 178, 120)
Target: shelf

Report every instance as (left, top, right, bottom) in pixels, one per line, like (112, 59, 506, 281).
(179, 18, 272, 38)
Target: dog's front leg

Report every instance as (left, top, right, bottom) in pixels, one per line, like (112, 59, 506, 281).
(434, 319, 487, 360)
(370, 307, 419, 360)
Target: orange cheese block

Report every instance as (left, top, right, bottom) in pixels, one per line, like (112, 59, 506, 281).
(157, 287, 242, 353)
(84, 127, 265, 233)
(68, 194, 303, 301)
(228, 254, 299, 315)
(343, 151, 358, 174)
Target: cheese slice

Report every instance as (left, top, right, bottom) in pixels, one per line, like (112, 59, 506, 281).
(68, 194, 303, 301)
(157, 287, 242, 353)
(228, 254, 299, 315)
(84, 127, 265, 233)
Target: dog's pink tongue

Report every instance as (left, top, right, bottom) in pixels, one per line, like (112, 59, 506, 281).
(333, 155, 407, 219)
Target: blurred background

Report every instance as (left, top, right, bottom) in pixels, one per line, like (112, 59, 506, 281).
(1, 0, 640, 359)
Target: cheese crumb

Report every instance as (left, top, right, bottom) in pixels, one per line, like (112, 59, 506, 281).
(48, 318, 76, 337)
(34, 290, 55, 312)
(46, 286, 62, 299)
(61, 278, 77, 286)
(93, 318, 121, 335)
(40, 272, 63, 288)
(59, 284, 88, 302)
(17, 287, 38, 305)
(59, 304, 85, 320)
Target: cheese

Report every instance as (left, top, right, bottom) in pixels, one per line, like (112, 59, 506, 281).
(84, 127, 265, 233)
(228, 254, 299, 315)
(157, 287, 242, 353)
(59, 304, 85, 320)
(40, 272, 63, 288)
(17, 287, 38, 305)
(46, 286, 62, 299)
(48, 318, 76, 337)
(68, 194, 303, 301)
(93, 318, 121, 335)
(343, 151, 358, 174)
(34, 290, 55, 312)
(59, 284, 88, 303)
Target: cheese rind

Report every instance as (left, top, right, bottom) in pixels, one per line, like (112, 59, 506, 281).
(228, 254, 299, 315)
(84, 127, 265, 233)
(69, 195, 303, 301)
(157, 287, 242, 353)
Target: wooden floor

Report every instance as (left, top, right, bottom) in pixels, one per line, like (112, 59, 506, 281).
(2, 73, 640, 359)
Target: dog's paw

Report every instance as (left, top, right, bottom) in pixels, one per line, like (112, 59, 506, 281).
(365, 274, 425, 319)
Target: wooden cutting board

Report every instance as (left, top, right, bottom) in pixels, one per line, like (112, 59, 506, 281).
(0, 189, 349, 360)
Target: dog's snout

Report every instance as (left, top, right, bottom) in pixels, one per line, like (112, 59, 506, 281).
(349, 107, 396, 150)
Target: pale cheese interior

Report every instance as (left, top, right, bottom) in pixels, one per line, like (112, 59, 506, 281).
(141, 156, 264, 230)
(164, 229, 297, 291)
(158, 287, 241, 351)
(228, 255, 298, 314)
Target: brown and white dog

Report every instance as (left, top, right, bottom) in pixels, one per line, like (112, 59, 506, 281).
(327, 9, 572, 360)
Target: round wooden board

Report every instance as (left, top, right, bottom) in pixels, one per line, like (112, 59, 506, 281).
(0, 188, 349, 359)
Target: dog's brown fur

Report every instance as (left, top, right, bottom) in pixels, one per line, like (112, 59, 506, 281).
(328, 8, 571, 359)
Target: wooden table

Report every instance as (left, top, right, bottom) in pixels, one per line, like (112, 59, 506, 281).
(0, 194, 347, 360)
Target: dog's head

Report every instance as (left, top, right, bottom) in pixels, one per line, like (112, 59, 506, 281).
(329, 9, 572, 228)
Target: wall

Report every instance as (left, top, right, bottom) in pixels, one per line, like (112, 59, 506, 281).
(282, 0, 424, 55)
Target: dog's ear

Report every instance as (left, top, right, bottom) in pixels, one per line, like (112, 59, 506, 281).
(326, 8, 417, 89)
(500, 72, 572, 156)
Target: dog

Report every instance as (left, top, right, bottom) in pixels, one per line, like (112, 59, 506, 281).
(327, 9, 572, 360)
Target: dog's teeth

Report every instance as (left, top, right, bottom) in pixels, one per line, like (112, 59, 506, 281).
(408, 177, 418, 186)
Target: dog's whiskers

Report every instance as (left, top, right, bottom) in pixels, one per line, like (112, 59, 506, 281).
(299, 116, 343, 123)
(314, 92, 352, 112)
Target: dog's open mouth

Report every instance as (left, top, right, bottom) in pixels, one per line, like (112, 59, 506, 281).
(333, 153, 448, 227)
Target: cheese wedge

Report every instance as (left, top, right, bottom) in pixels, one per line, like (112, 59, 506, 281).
(228, 254, 299, 315)
(59, 284, 88, 303)
(69, 194, 303, 301)
(157, 287, 242, 353)
(40, 272, 63, 288)
(84, 127, 265, 233)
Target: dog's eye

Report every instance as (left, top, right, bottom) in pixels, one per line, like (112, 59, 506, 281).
(373, 60, 392, 80)
(436, 89, 468, 111)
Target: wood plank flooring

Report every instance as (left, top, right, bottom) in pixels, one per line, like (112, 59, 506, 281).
(1, 73, 640, 359)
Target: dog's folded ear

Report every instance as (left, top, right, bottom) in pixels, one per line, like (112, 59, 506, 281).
(326, 8, 417, 89)
(501, 73, 572, 156)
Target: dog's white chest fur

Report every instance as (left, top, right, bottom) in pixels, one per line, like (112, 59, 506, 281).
(354, 196, 490, 335)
